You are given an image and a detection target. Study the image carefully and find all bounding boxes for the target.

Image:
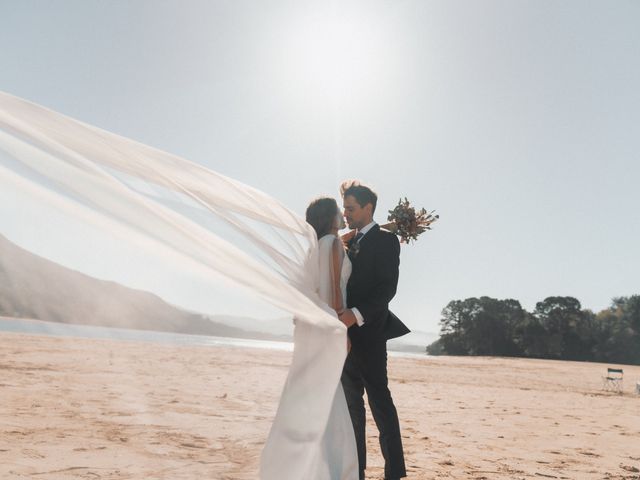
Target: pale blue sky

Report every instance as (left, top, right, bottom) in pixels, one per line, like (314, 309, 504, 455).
(1, 0, 639, 334)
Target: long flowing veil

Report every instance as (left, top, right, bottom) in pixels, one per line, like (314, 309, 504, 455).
(0, 91, 349, 479)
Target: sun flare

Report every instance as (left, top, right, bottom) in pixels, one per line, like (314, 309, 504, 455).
(278, 6, 398, 109)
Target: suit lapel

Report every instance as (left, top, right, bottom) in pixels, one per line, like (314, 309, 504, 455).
(350, 224, 379, 264)
(358, 224, 379, 250)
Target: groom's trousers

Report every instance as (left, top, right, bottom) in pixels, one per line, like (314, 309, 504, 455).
(341, 336, 406, 480)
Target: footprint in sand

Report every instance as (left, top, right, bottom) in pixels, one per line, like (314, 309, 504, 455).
(577, 449, 601, 458)
(620, 465, 640, 473)
(22, 448, 45, 459)
(180, 442, 206, 449)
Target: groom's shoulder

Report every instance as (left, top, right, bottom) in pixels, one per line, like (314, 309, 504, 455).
(375, 226, 400, 246)
(377, 224, 394, 237)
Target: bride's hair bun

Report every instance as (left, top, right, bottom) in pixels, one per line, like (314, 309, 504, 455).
(306, 197, 339, 239)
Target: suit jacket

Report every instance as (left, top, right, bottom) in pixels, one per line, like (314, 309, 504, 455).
(347, 224, 410, 342)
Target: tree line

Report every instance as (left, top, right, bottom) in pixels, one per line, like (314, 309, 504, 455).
(426, 295, 640, 365)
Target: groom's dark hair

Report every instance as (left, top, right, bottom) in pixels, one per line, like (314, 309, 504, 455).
(306, 197, 339, 239)
(340, 180, 377, 214)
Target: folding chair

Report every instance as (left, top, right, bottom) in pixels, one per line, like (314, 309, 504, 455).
(602, 368, 623, 393)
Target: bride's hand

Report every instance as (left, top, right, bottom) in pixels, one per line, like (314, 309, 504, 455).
(338, 309, 357, 328)
(341, 229, 356, 246)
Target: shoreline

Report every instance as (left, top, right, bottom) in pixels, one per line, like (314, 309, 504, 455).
(0, 316, 432, 359)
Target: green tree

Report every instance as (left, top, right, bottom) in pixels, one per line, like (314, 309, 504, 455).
(439, 297, 524, 356)
(515, 313, 552, 358)
(593, 297, 640, 365)
(433, 294, 640, 365)
(533, 296, 596, 361)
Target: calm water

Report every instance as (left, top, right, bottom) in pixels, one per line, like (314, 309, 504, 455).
(0, 317, 293, 352)
(0, 317, 428, 358)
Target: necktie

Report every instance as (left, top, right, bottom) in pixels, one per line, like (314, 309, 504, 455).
(348, 232, 364, 259)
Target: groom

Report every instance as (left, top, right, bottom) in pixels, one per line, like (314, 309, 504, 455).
(338, 180, 410, 480)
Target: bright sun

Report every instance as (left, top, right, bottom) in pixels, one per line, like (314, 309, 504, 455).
(277, 5, 399, 111)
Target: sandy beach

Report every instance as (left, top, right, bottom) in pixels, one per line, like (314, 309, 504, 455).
(1, 332, 639, 480)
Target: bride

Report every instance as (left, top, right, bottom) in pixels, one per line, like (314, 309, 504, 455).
(260, 197, 359, 480)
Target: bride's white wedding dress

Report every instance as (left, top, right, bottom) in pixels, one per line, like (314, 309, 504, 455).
(260, 234, 358, 480)
(316, 234, 358, 479)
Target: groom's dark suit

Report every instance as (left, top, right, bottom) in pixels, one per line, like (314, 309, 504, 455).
(342, 224, 410, 480)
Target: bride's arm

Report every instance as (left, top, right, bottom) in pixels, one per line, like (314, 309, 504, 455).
(331, 236, 345, 313)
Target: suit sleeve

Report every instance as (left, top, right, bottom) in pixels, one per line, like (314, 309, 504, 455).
(354, 232, 400, 327)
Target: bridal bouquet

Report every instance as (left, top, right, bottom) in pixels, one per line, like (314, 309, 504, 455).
(385, 198, 438, 244)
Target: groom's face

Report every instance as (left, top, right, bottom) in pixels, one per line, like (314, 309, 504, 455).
(343, 195, 371, 230)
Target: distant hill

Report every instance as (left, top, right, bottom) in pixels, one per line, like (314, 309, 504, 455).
(0, 233, 437, 350)
(0, 233, 288, 341)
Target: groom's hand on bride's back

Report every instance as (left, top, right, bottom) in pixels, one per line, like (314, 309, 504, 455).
(338, 309, 357, 328)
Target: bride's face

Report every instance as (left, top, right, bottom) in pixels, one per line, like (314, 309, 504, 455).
(331, 210, 346, 234)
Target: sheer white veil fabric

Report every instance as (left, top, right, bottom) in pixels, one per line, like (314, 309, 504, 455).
(0, 91, 349, 479)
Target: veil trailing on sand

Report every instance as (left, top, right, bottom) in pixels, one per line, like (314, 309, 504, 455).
(0, 91, 349, 479)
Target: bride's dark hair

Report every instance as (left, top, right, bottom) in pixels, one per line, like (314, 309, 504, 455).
(306, 197, 339, 239)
